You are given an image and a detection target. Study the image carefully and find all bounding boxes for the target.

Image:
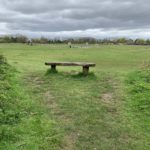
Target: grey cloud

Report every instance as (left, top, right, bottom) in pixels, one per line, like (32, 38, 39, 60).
(0, 0, 150, 38)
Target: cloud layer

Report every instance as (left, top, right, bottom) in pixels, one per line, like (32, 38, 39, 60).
(0, 0, 150, 38)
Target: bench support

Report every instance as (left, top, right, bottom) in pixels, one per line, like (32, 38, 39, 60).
(83, 66, 89, 75)
(51, 65, 56, 71)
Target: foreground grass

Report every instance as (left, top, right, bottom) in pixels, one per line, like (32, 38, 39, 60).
(0, 44, 150, 149)
(0, 56, 62, 150)
(24, 69, 149, 149)
(124, 63, 150, 145)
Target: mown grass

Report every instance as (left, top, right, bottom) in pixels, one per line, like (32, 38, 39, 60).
(0, 44, 150, 149)
(0, 43, 150, 73)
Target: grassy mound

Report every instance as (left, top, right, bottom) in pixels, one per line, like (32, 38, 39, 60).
(0, 55, 62, 150)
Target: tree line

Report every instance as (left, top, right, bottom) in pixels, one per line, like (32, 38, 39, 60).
(0, 35, 150, 45)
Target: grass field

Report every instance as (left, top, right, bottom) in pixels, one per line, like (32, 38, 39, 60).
(0, 43, 150, 150)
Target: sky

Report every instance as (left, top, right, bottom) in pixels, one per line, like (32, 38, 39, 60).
(0, 0, 150, 39)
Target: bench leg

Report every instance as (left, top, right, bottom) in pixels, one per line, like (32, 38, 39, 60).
(51, 65, 56, 71)
(83, 66, 89, 75)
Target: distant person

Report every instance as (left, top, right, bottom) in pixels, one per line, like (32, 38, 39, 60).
(27, 40, 33, 46)
(68, 42, 72, 48)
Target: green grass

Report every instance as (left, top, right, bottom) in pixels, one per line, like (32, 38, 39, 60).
(0, 44, 150, 73)
(125, 64, 150, 134)
(0, 55, 62, 149)
(0, 43, 150, 149)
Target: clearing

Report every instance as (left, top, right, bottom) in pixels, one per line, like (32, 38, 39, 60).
(0, 44, 150, 150)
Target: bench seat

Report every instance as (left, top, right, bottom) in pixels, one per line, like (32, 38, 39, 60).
(45, 62, 96, 75)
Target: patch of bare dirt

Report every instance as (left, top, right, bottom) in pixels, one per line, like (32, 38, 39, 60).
(101, 93, 114, 104)
(62, 133, 77, 150)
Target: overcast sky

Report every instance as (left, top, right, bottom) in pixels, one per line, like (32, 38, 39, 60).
(0, 0, 150, 39)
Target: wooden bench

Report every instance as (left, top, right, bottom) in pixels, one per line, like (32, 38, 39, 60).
(45, 62, 96, 75)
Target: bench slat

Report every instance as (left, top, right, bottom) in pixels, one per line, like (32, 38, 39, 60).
(45, 62, 96, 67)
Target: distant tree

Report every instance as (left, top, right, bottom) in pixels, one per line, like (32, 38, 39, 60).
(16, 35, 28, 43)
(39, 37, 49, 44)
(0, 37, 3, 43)
(10, 36, 17, 43)
(0, 34, 150, 46)
(115, 38, 128, 44)
(3, 36, 12, 43)
(134, 39, 146, 45)
(126, 39, 134, 45)
(101, 39, 111, 44)
(32, 38, 40, 43)
(146, 39, 150, 45)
